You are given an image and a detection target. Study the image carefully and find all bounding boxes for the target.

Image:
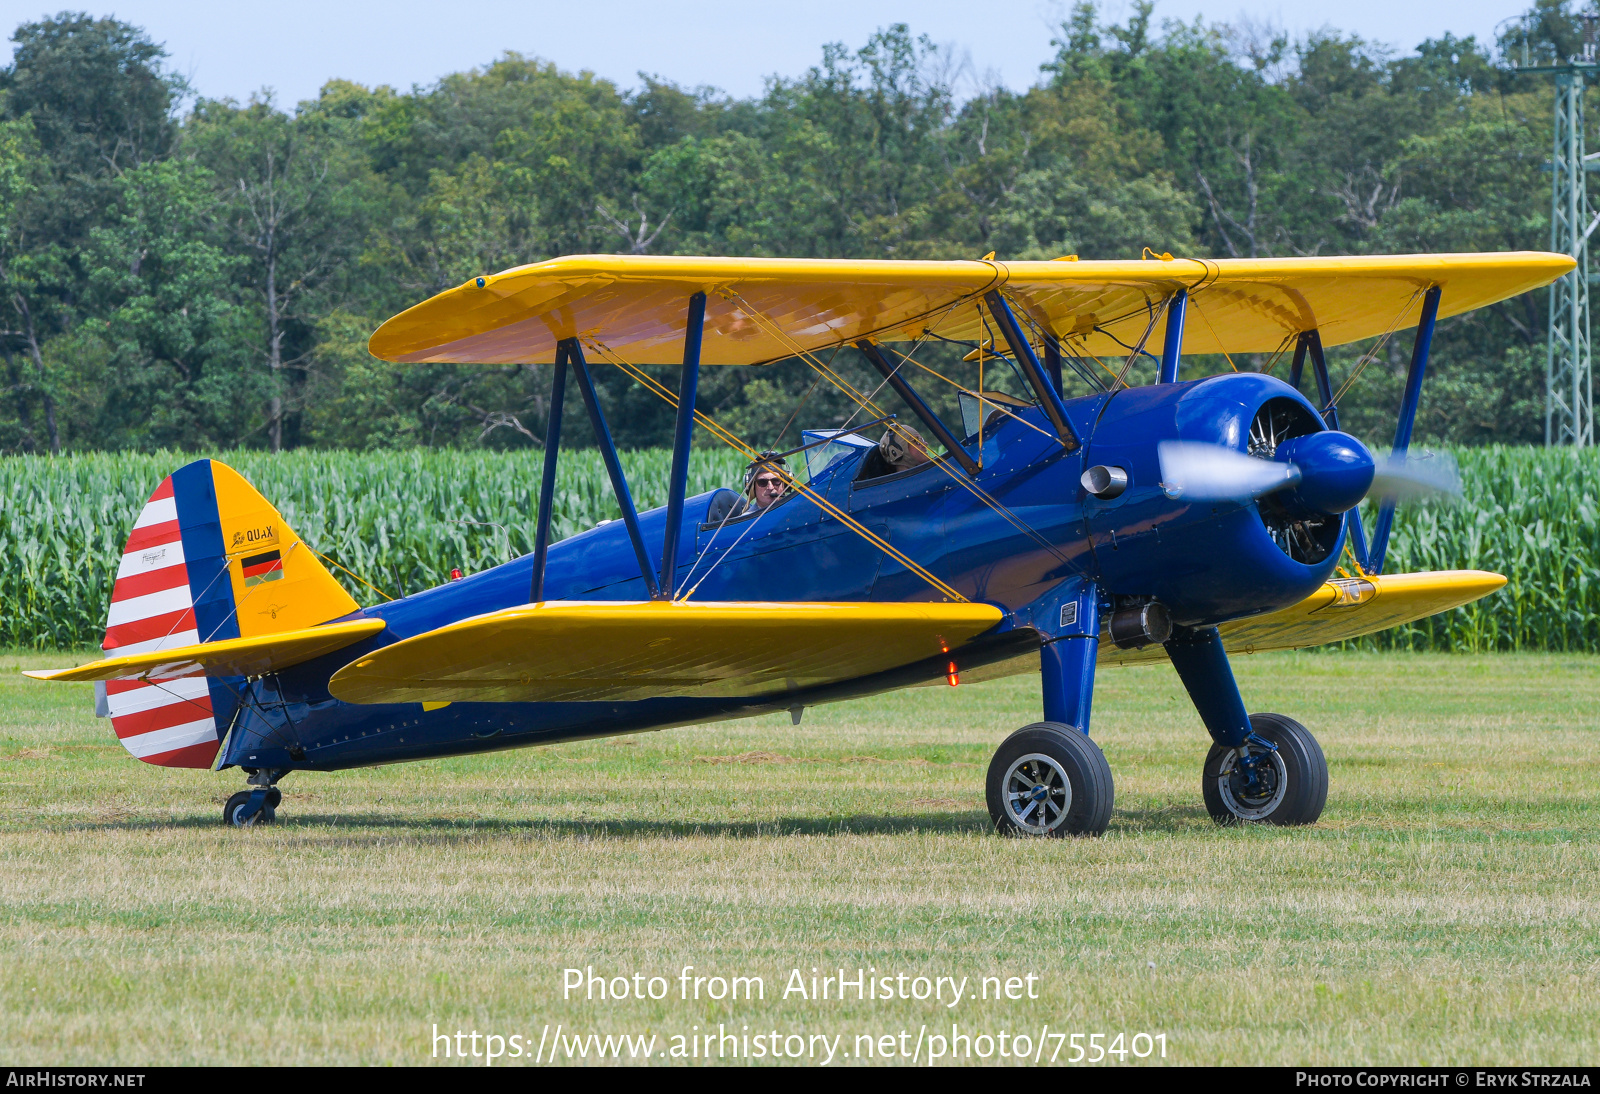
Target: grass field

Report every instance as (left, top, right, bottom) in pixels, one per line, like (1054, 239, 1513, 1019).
(2, 649, 1598, 1066)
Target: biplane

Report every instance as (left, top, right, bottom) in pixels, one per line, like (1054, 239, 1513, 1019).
(26, 250, 1571, 835)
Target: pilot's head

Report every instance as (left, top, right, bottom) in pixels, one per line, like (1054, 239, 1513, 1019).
(879, 425, 930, 468)
(743, 453, 789, 510)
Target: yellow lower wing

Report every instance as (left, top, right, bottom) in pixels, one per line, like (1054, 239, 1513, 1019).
(1200, 568, 1505, 661)
(328, 601, 1003, 705)
(961, 570, 1506, 683)
(25, 618, 385, 683)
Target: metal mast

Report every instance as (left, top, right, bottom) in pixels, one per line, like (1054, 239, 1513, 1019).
(1513, 15, 1599, 446)
(1549, 66, 1595, 445)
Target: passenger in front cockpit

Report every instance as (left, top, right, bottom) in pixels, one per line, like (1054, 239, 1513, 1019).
(878, 425, 931, 472)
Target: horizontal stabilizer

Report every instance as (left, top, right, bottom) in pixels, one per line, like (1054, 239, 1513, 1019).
(328, 600, 1003, 705)
(26, 618, 385, 683)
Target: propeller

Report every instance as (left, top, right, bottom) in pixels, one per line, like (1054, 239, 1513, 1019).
(1158, 431, 1460, 515)
(1368, 450, 1461, 502)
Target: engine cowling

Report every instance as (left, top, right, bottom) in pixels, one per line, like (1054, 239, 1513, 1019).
(1080, 373, 1348, 627)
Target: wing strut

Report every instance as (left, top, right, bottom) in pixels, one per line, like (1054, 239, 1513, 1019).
(1368, 284, 1442, 574)
(530, 344, 569, 602)
(567, 337, 662, 599)
(983, 291, 1079, 449)
(660, 292, 706, 597)
(1302, 329, 1372, 573)
(856, 341, 979, 476)
(1042, 333, 1064, 394)
(1157, 289, 1189, 384)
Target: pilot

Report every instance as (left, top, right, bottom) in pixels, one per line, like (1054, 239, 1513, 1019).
(742, 452, 790, 512)
(879, 425, 932, 472)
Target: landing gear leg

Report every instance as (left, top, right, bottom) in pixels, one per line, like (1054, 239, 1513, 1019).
(223, 769, 285, 828)
(986, 586, 1114, 837)
(1165, 626, 1328, 825)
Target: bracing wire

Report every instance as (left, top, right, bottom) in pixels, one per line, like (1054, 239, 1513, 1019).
(583, 336, 968, 602)
(1257, 332, 1298, 377)
(1185, 292, 1241, 373)
(1328, 289, 1425, 409)
(314, 546, 396, 602)
(720, 292, 1073, 565)
(1109, 298, 1168, 391)
(999, 298, 1109, 393)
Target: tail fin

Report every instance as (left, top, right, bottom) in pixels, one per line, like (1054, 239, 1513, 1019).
(103, 458, 359, 768)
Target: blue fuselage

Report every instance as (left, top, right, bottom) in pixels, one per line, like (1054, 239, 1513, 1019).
(222, 372, 1343, 774)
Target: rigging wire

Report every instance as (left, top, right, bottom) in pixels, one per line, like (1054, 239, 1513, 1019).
(1257, 332, 1298, 378)
(1109, 299, 1168, 392)
(1328, 289, 1424, 410)
(883, 342, 1059, 446)
(771, 369, 827, 448)
(313, 548, 396, 602)
(721, 291, 1072, 565)
(997, 292, 1110, 393)
(583, 336, 967, 602)
(1185, 292, 1241, 373)
(1059, 334, 1126, 388)
(672, 484, 762, 601)
(676, 496, 778, 603)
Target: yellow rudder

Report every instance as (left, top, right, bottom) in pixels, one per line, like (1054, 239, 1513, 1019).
(209, 460, 360, 636)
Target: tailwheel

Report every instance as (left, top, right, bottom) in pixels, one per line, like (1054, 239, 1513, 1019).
(986, 722, 1114, 837)
(223, 787, 282, 827)
(1203, 713, 1327, 826)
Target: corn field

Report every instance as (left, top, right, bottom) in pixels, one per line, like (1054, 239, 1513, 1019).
(1361, 445, 1600, 653)
(1, 446, 1596, 652)
(0, 449, 745, 649)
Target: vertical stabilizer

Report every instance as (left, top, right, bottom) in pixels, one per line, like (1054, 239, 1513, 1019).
(102, 459, 359, 768)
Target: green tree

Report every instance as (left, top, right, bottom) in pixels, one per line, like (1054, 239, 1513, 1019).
(0, 116, 62, 453)
(75, 157, 254, 448)
(0, 13, 185, 453)
(187, 95, 377, 450)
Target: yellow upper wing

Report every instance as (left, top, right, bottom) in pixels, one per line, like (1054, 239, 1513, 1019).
(369, 252, 1573, 368)
(328, 600, 1002, 705)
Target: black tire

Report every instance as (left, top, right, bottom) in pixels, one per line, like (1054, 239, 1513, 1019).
(986, 722, 1115, 837)
(223, 790, 277, 827)
(1202, 713, 1328, 826)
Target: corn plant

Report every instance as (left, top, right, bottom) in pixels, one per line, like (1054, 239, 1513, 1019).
(0, 448, 744, 648)
(3, 445, 1597, 652)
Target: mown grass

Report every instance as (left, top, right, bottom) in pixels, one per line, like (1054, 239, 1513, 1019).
(1, 650, 1597, 1066)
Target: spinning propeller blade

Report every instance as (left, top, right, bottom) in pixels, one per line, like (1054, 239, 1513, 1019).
(1157, 441, 1301, 502)
(1158, 437, 1459, 511)
(1368, 450, 1462, 502)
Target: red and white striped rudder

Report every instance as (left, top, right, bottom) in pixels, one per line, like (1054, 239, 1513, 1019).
(102, 476, 226, 768)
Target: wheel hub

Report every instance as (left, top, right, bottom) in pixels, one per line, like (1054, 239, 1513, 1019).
(1002, 753, 1073, 834)
(1217, 740, 1289, 821)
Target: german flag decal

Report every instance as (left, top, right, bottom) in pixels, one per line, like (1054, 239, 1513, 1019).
(240, 549, 284, 588)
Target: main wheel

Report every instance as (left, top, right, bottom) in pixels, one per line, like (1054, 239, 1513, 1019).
(223, 790, 278, 827)
(1202, 713, 1328, 826)
(986, 722, 1115, 837)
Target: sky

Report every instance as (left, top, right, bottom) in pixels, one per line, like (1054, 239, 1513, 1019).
(4, 0, 1525, 106)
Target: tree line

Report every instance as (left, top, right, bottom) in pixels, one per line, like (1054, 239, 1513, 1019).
(0, 1, 1591, 455)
